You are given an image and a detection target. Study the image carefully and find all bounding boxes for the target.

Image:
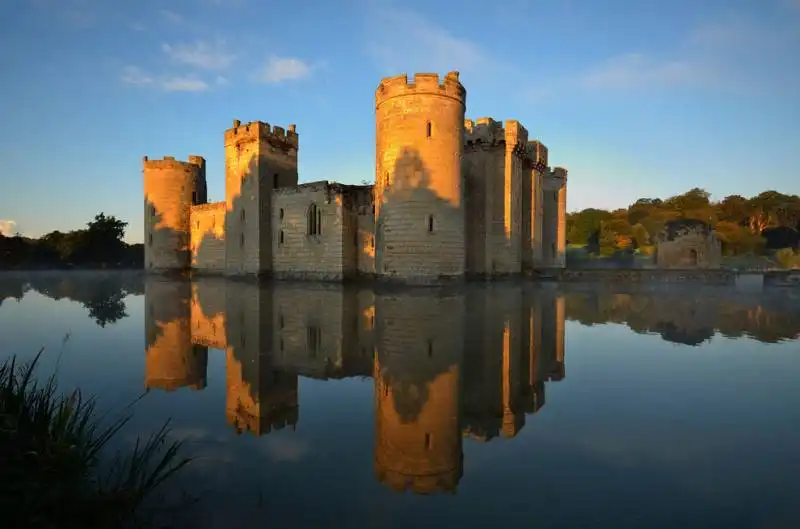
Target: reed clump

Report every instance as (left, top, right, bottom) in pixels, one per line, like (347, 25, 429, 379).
(0, 350, 192, 529)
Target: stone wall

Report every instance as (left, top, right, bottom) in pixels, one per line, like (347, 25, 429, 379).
(143, 156, 206, 271)
(557, 268, 736, 284)
(223, 119, 299, 275)
(190, 278, 227, 348)
(464, 118, 527, 276)
(656, 233, 722, 269)
(374, 72, 467, 282)
(272, 182, 357, 281)
(190, 202, 226, 272)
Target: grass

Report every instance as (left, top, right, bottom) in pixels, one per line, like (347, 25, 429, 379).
(0, 349, 192, 529)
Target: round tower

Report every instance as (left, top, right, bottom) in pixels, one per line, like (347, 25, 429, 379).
(143, 155, 206, 271)
(373, 291, 464, 494)
(374, 71, 467, 282)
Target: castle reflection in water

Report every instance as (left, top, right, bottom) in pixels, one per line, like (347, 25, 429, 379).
(144, 279, 566, 495)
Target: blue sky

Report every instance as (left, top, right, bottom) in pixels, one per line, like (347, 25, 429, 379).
(0, 0, 798, 243)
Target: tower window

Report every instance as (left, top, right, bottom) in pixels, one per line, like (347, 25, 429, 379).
(273, 173, 279, 188)
(424, 433, 432, 450)
(426, 121, 432, 138)
(241, 209, 245, 222)
(279, 208, 284, 220)
(148, 233, 153, 246)
(279, 230, 284, 244)
(308, 204, 322, 235)
(240, 233, 245, 247)
(427, 339, 433, 358)
(427, 215, 434, 233)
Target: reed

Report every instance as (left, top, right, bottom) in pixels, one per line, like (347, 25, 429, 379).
(0, 349, 192, 529)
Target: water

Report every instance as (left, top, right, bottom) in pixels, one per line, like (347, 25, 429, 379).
(2, 271, 800, 529)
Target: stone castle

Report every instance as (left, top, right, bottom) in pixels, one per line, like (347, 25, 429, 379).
(143, 71, 568, 282)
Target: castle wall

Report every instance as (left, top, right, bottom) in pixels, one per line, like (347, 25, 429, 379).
(351, 186, 376, 276)
(464, 118, 528, 276)
(190, 201, 226, 271)
(143, 156, 206, 271)
(656, 232, 722, 269)
(224, 120, 298, 275)
(374, 72, 467, 282)
(524, 142, 548, 269)
(272, 182, 358, 281)
(541, 169, 567, 268)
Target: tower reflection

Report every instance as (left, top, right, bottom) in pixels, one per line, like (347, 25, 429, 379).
(142, 279, 566, 493)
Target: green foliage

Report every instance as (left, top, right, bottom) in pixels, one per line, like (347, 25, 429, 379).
(0, 350, 191, 528)
(567, 188, 799, 259)
(0, 213, 141, 270)
(776, 248, 800, 269)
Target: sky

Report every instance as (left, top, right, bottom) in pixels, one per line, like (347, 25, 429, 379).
(0, 0, 798, 243)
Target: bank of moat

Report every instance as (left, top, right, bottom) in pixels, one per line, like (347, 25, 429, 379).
(143, 71, 568, 283)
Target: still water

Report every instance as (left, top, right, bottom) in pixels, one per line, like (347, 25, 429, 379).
(1, 272, 800, 529)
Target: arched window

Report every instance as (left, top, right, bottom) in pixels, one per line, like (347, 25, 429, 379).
(308, 204, 322, 235)
(426, 121, 432, 138)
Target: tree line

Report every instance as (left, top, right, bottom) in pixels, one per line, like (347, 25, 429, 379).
(0, 213, 143, 270)
(566, 188, 800, 265)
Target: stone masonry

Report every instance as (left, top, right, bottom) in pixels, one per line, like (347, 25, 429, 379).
(143, 71, 568, 283)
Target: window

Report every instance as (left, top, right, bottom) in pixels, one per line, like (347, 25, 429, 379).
(148, 233, 153, 246)
(279, 230, 284, 244)
(427, 339, 433, 358)
(273, 173, 279, 188)
(427, 215, 434, 233)
(279, 208, 284, 220)
(196, 221, 199, 230)
(241, 209, 246, 222)
(307, 204, 322, 235)
(426, 121, 432, 138)
(240, 233, 245, 247)
(150, 205, 156, 217)
(424, 433, 432, 450)
(307, 325, 321, 357)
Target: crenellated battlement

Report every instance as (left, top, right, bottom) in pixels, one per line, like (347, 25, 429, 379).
(375, 71, 466, 107)
(142, 155, 203, 171)
(464, 118, 529, 154)
(527, 140, 549, 169)
(551, 166, 568, 180)
(224, 119, 299, 151)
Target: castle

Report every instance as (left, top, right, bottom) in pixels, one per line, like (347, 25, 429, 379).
(143, 71, 568, 282)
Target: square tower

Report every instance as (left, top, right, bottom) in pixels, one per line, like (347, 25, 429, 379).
(223, 119, 299, 275)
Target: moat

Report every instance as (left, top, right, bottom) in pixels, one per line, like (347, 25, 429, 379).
(2, 272, 800, 529)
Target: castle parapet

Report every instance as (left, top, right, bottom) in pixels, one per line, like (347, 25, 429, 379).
(142, 156, 201, 171)
(375, 71, 466, 107)
(527, 140, 549, 169)
(224, 119, 299, 152)
(465, 117, 530, 156)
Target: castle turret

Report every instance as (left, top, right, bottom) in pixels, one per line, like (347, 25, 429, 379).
(143, 155, 207, 271)
(223, 120, 299, 275)
(542, 167, 568, 268)
(374, 72, 467, 282)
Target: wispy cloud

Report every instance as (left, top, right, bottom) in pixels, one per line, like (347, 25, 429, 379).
(0, 220, 18, 237)
(363, 5, 491, 74)
(529, 10, 800, 100)
(158, 9, 184, 24)
(162, 40, 236, 70)
(120, 66, 210, 92)
(129, 22, 146, 32)
(256, 56, 313, 84)
(581, 53, 700, 90)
